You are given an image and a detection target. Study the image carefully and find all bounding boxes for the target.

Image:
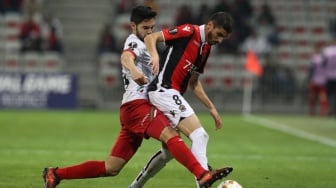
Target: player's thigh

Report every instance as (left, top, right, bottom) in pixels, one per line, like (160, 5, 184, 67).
(149, 89, 194, 127)
(177, 113, 202, 137)
(146, 108, 172, 140)
(109, 128, 143, 164)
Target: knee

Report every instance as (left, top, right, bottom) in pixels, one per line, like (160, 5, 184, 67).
(160, 147, 172, 161)
(200, 130, 209, 142)
(104, 162, 120, 176)
(189, 127, 209, 143)
(104, 157, 126, 176)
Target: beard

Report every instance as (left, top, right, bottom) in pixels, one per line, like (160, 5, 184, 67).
(135, 29, 145, 41)
(207, 33, 217, 45)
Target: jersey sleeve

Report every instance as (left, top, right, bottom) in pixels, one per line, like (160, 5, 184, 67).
(123, 37, 143, 59)
(162, 24, 195, 42)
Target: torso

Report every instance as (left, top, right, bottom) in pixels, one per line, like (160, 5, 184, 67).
(148, 24, 211, 94)
(121, 34, 155, 104)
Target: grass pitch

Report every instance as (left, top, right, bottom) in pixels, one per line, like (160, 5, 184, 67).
(0, 110, 335, 188)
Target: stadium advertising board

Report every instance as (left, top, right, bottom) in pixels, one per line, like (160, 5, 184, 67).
(0, 73, 77, 109)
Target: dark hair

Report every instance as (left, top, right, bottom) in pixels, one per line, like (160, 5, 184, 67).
(209, 12, 233, 34)
(130, 6, 157, 25)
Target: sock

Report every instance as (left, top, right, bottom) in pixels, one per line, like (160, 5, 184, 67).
(130, 148, 172, 188)
(189, 127, 209, 188)
(189, 127, 209, 170)
(165, 136, 205, 179)
(56, 161, 106, 179)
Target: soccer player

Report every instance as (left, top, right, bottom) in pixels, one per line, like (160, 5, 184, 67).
(129, 12, 234, 188)
(42, 6, 232, 188)
(308, 43, 328, 116)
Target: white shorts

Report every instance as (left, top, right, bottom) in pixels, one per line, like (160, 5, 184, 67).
(148, 88, 194, 128)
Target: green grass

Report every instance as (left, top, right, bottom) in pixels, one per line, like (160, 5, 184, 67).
(0, 110, 335, 187)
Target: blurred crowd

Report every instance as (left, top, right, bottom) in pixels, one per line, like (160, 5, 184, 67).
(1, 0, 63, 54)
(112, 0, 279, 57)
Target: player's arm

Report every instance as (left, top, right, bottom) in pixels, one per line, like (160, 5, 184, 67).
(120, 50, 147, 85)
(189, 73, 222, 130)
(144, 31, 164, 75)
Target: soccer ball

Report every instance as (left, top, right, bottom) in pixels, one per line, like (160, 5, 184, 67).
(217, 180, 242, 188)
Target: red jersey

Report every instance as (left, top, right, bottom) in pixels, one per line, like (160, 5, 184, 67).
(148, 24, 211, 94)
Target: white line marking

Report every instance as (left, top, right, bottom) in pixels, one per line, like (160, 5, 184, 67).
(243, 115, 336, 148)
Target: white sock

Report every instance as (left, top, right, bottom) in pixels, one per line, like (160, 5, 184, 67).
(189, 127, 209, 170)
(129, 147, 172, 188)
(189, 127, 209, 188)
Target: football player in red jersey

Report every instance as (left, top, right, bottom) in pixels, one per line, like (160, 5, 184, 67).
(129, 12, 234, 188)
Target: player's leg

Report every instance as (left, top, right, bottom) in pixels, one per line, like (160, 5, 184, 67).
(43, 111, 142, 188)
(150, 90, 210, 170)
(143, 90, 210, 187)
(129, 145, 172, 188)
(43, 160, 107, 188)
(43, 155, 125, 188)
(145, 111, 232, 187)
(177, 115, 209, 188)
(129, 99, 233, 187)
(129, 106, 207, 188)
(148, 89, 209, 169)
(156, 127, 206, 179)
(106, 127, 143, 176)
(128, 105, 174, 188)
(177, 114, 209, 170)
(318, 86, 328, 116)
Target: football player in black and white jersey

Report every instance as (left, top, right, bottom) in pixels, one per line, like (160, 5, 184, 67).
(129, 11, 234, 188)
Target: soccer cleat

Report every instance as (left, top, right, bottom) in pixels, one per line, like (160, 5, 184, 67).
(198, 167, 233, 188)
(42, 167, 60, 188)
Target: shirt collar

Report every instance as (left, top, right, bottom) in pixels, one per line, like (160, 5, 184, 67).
(199, 25, 206, 43)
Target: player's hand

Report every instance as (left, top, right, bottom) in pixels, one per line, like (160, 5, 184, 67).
(134, 76, 148, 85)
(209, 108, 222, 130)
(132, 69, 148, 85)
(148, 54, 160, 75)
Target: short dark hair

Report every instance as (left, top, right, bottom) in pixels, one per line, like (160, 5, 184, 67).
(130, 6, 157, 25)
(209, 12, 233, 34)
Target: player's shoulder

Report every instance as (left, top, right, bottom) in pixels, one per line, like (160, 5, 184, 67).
(176, 23, 195, 33)
(125, 34, 142, 44)
(124, 34, 145, 51)
(164, 23, 196, 39)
